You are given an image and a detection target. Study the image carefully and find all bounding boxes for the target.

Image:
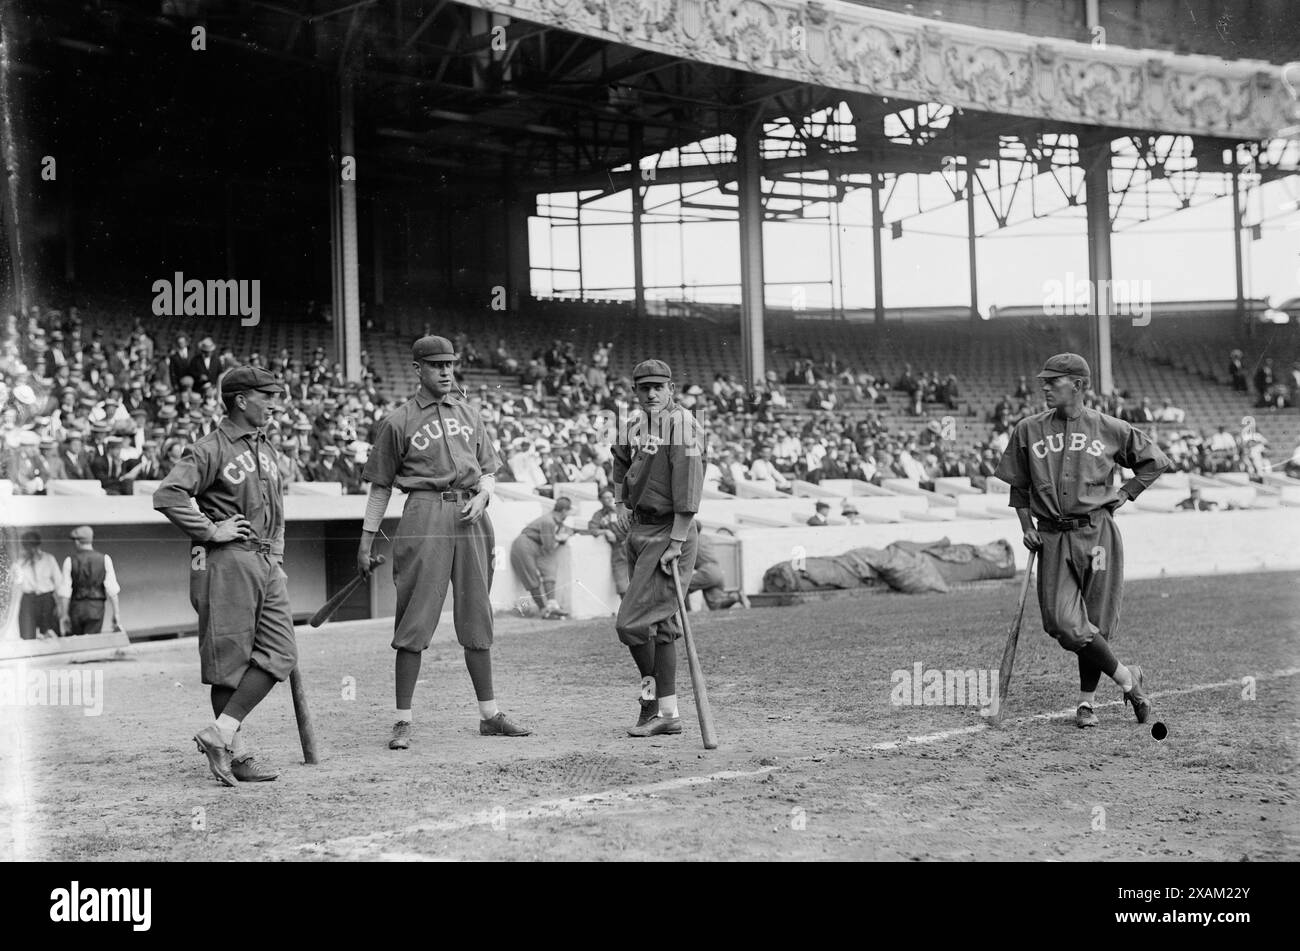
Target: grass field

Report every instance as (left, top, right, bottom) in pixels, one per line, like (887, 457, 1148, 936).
(2, 570, 1296, 861)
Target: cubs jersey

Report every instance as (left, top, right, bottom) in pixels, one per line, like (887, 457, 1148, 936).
(362, 390, 501, 492)
(611, 404, 706, 516)
(153, 418, 285, 553)
(995, 407, 1168, 520)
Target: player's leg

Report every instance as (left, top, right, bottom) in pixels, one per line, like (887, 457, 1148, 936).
(388, 496, 453, 747)
(617, 527, 659, 727)
(1085, 517, 1149, 721)
(627, 524, 698, 737)
(510, 540, 547, 613)
(190, 550, 263, 785)
(1038, 531, 1115, 726)
(222, 557, 298, 780)
(453, 507, 530, 736)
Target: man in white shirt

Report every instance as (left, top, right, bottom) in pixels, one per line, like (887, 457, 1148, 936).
(1153, 399, 1185, 424)
(14, 531, 62, 639)
(748, 444, 791, 490)
(57, 525, 123, 635)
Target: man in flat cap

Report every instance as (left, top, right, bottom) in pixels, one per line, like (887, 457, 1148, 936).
(995, 353, 1169, 730)
(610, 358, 706, 737)
(57, 525, 123, 636)
(154, 366, 293, 786)
(357, 335, 531, 750)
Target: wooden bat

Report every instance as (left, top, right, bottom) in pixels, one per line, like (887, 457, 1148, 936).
(992, 549, 1037, 726)
(288, 667, 318, 765)
(309, 555, 385, 627)
(671, 565, 719, 750)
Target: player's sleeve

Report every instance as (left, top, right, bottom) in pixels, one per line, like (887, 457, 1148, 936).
(668, 411, 705, 515)
(153, 441, 220, 541)
(1115, 420, 1169, 499)
(474, 419, 503, 478)
(539, 518, 559, 554)
(57, 557, 72, 600)
(102, 555, 121, 598)
(993, 421, 1032, 510)
(610, 442, 632, 499)
(361, 412, 402, 488)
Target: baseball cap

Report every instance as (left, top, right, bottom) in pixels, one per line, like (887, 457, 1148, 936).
(69, 525, 94, 542)
(412, 336, 457, 362)
(1035, 353, 1090, 380)
(221, 366, 282, 395)
(632, 359, 672, 384)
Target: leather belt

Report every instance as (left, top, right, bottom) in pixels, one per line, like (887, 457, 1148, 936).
(631, 508, 674, 525)
(1037, 514, 1097, 533)
(410, 489, 476, 502)
(213, 538, 275, 554)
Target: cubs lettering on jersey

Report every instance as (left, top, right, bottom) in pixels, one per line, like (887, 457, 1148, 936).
(409, 417, 474, 451)
(1032, 432, 1105, 459)
(222, 449, 277, 485)
(995, 407, 1168, 520)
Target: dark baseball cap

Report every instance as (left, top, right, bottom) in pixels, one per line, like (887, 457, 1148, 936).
(632, 359, 672, 384)
(222, 366, 282, 395)
(1035, 353, 1090, 380)
(412, 335, 458, 362)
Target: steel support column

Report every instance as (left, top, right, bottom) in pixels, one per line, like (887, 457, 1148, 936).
(1083, 136, 1114, 397)
(736, 113, 766, 390)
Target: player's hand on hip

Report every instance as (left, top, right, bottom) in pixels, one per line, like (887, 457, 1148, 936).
(659, 539, 685, 575)
(1022, 530, 1043, 552)
(459, 491, 489, 524)
(210, 514, 252, 543)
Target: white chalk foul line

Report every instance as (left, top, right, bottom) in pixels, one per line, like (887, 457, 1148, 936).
(292, 667, 1299, 857)
(294, 766, 780, 859)
(869, 666, 1300, 750)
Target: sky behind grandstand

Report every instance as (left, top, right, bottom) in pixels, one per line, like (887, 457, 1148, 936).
(534, 172, 1299, 315)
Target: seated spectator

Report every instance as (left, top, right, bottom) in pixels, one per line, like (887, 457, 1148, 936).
(1207, 425, 1239, 471)
(841, 502, 865, 525)
(1153, 398, 1185, 424)
(748, 443, 791, 491)
(1227, 349, 1247, 391)
(806, 501, 831, 526)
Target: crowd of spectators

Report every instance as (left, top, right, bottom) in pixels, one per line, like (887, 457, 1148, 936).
(3, 304, 1298, 502)
(1, 308, 392, 496)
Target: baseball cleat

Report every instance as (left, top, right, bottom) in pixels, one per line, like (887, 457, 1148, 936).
(1075, 703, 1099, 729)
(231, 755, 279, 782)
(627, 715, 682, 738)
(193, 725, 237, 787)
(1123, 665, 1152, 724)
(635, 698, 657, 728)
(388, 720, 412, 750)
(480, 712, 532, 737)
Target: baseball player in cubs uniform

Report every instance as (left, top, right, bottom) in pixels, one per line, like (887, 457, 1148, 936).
(610, 359, 706, 737)
(588, 488, 629, 597)
(995, 353, 1168, 728)
(357, 335, 530, 749)
(509, 496, 574, 619)
(154, 366, 292, 786)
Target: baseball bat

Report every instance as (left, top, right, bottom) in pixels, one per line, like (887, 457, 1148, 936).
(992, 549, 1037, 725)
(288, 667, 318, 765)
(309, 555, 385, 627)
(671, 565, 719, 750)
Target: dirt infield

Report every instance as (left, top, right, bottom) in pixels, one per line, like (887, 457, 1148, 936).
(2, 571, 1296, 861)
